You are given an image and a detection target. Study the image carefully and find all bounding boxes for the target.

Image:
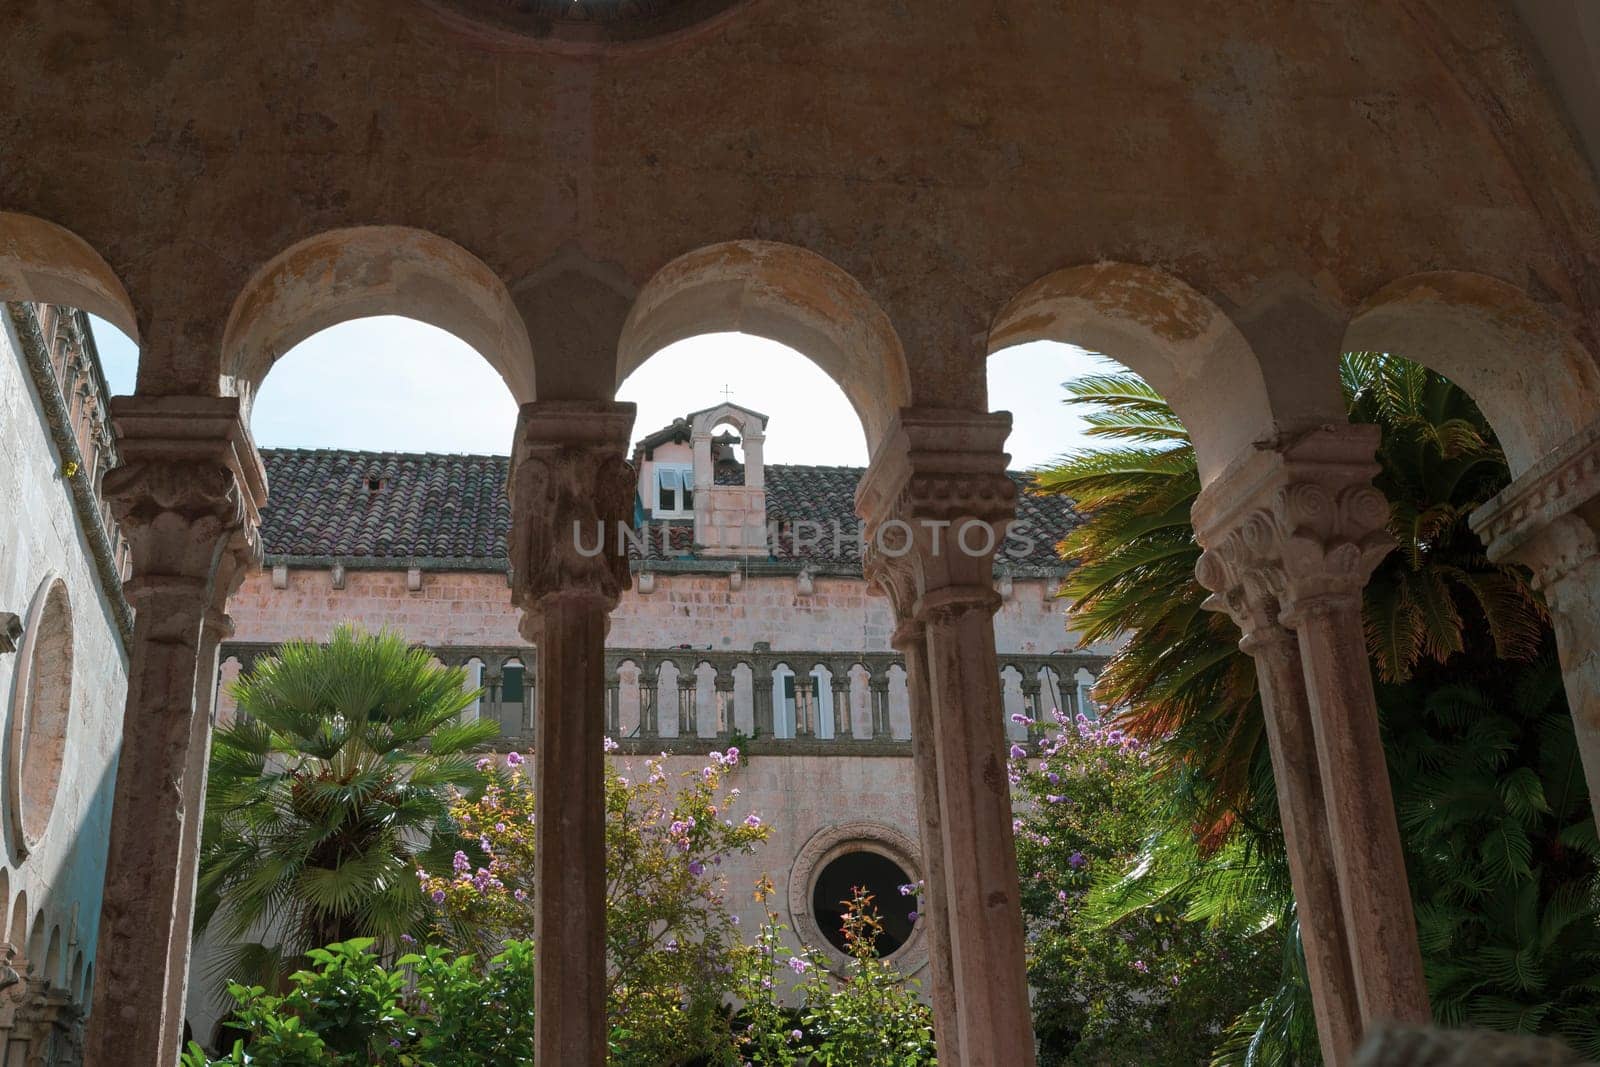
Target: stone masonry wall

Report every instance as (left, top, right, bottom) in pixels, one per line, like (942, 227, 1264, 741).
(0, 314, 126, 1016)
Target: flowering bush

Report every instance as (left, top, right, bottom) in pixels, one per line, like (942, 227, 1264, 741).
(734, 879, 937, 1066)
(420, 745, 768, 1066)
(1010, 711, 1278, 1066)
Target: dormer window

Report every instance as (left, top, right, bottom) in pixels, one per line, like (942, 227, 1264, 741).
(654, 463, 694, 518)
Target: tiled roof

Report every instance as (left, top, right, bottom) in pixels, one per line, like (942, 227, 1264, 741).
(259, 449, 1079, 572)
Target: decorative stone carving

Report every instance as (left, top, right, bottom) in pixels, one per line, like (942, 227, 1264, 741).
(857, 407, 1031, 1067)
(1193, 423, 1427, 1051)
(1469, 415, 1600, 834)
(1194, 424, 1394, 629)
(507, 401, 637, 627)
(88, 395, 266, 1067)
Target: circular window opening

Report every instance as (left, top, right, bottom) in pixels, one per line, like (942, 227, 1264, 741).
(810, 850, 916, 958)
(8, 576, 74, 854)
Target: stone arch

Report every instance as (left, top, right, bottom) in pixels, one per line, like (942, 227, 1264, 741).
(26, 912, 44, 971)
(0, 212, 140, 342)
(1344, 271, 1600, 476)
(69, 951, 84, 1002)
(8, 891, 26, 956)
(988, 261, 1287, 484)
(616, 240, 911, 453)
(43, 924, 61, 987)
(220, 225, 536, 409)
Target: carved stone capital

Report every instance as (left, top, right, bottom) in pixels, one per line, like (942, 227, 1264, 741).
(1193, 425, 1394, 628)
(857, 408, 1018, 615)
(507, 401, 637, 624)
(1470, 416, 1600, 596)
(102, 396, 267, 622)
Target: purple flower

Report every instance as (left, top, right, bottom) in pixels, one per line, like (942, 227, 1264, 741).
(400, 933, 415, 944)
(788, 957, 809, 974)
(1009, 743, 1027, 759)
(430, 889, 446, 904)
(603, 736, 619, 753)
(1068, 851, 1086, 869)
(688, 860, 705, 876)
(476, 756, 493, 771)
(1131, 959, 1149, 974)
(789, 1029, 803, 1041)
(453, 850, 470, 873)
(744, 814, 762, 828)
(506, 751, 524, 766)
(898, 883, 916, 897)
(730, 915, 740, 926)
(1057, 890, 1068, 903)
(724, 746, 741, 765)
(1010, 713, 1031, 725)
(494, 822, 506, 833)
(908, 911, 919, 923)
(513, 889, 527, 902)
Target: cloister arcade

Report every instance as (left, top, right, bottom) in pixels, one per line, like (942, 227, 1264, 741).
(3, 2, 1600, 1065)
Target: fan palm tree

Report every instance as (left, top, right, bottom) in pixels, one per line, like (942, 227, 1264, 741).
(194, 624, 498, 996)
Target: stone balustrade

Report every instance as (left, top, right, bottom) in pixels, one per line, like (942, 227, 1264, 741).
(218, 641, 1105, 755)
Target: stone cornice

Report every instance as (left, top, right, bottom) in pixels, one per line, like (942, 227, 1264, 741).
(1469, 416, 1600, 566)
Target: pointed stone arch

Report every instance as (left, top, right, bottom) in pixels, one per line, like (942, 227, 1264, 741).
(220, 225, 535, 410)
(617, 240, 910, 453)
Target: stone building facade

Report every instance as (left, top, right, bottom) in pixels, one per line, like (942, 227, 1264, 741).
(0, 304, 131, 1065)
(189, 399, 1105, 1044)
(9, 3, 1600, 1062)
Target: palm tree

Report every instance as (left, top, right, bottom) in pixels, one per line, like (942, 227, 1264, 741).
(1039, 354, 1545, 834)
(1037, 354, 1598, 1061)
(195, 624, 498, 995)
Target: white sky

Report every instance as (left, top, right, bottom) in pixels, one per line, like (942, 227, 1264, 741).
(87, 315, 1106, 470)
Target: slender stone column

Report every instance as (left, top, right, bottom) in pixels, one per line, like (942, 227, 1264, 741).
(858, 408, 1033, 1067)
(156, 596, 239, 1066)
(1193, 424, 1428, 1042)
(887, 616, 962, 1065)
(1471, 417, 1600, 815)
(87, 396, 265, 1067)
(1194, 553, 1361, 1064)
(507, 400, 635, 1067)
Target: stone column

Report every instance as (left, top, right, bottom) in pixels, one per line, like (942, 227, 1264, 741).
(1195, 552, 1362, 1064)
(157, 593, 241, 1067)
(1192, 424, 1428, 1045)
(857, 408, 1033, 1067)
(883, 612, 962, 1064)
(506, 400, 635, 1067)
(1470, 418, 1600, 814)
(87, 396, 265, 1067)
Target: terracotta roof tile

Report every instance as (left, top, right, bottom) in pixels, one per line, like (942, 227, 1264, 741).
(259, 450, 1079, 572)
